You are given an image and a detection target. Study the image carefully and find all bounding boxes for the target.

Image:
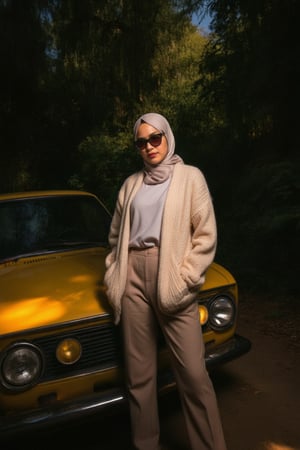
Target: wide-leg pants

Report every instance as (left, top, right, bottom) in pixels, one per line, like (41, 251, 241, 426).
(121, 247, 227, 450)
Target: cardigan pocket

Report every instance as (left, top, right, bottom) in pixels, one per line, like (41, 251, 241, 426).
(159, 264, 197, 314)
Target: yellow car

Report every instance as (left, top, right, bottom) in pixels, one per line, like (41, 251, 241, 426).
(0, 190, 250, 435)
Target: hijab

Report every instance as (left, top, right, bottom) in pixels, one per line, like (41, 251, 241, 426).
(133, 113, 184, 185)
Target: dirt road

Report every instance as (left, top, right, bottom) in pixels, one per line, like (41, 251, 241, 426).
(210, 292, 299, 450)
(1, 292, 299, 450)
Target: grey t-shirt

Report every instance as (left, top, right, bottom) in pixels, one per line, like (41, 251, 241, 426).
(129, 178, 171, 249)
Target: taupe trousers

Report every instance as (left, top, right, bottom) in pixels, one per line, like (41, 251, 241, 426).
(121, 247, 227, 450)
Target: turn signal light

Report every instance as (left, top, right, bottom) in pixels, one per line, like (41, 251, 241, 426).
(56, 338, 82, 365)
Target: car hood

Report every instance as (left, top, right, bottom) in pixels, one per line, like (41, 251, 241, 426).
(0, 248, 111, 335)
(0, 251, 235, 336)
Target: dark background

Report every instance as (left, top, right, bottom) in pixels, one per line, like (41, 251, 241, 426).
(0, 0, 299, 300)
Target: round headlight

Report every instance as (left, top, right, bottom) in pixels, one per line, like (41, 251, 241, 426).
(56, 338, 82, 365)
(1, 343, 43, 390)
(209, 296, 235, 330)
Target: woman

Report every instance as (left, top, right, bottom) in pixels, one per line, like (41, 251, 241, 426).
(104, 113, 227, 450)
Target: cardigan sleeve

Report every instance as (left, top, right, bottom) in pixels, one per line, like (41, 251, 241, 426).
(105, 188, 124, 270)
(104, 171, 142, 270)
(180, 170, 217, 289)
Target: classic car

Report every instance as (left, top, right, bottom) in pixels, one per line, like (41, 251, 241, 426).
(0, 190, 251, 435)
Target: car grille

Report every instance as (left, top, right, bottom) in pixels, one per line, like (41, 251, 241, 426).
(32, 323, 123, 382)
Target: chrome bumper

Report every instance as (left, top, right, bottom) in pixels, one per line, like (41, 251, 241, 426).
(0, 334, 251, 436)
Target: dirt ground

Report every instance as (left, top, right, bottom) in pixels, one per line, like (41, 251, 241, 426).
(1, 291, 299, 450)
(211, 291, 300, 450)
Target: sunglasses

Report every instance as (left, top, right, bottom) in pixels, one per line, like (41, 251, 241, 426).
(135, 133, 164, 151)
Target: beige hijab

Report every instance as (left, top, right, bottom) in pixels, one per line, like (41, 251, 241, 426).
(133, 113, 184, 184)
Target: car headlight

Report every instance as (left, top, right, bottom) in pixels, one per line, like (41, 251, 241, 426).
(56, 338, 82, 365)
(209, 295, 235, 330)
(1, 343, 43, 391)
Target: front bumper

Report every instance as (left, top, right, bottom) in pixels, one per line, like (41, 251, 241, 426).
(0, 334, 251, 436)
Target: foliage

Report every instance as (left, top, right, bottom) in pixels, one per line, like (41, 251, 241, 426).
(74, 130, 141, 211)
(0, 0, 49, 191)
(215, 158, 300, 295)
(195, 0, 300, 294)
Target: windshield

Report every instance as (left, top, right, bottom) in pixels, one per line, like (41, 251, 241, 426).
(0, 195, 111, 261)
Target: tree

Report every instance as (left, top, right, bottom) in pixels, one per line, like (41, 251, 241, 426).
(0, 0, 49, 191)
(194, 0, 300, 294)
(72, 21, 208, 208)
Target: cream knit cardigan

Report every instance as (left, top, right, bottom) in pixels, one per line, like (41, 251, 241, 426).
(104, 163, 217, 324)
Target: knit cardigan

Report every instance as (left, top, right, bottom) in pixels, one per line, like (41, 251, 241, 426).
(104, 163, 217, 324)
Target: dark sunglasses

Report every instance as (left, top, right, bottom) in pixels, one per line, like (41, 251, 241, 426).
(135, 133, 164, 150)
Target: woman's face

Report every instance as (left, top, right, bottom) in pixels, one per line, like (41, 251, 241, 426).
(136, 123, 168, 165)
